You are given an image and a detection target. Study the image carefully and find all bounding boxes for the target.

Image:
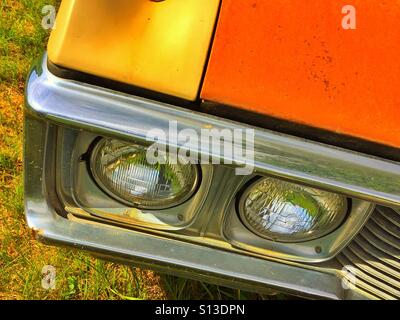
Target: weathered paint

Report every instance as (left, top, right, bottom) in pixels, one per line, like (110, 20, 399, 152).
(48, 0, 220, 100)
(202, 0, 400, 148)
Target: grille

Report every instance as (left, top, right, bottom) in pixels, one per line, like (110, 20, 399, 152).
(337, 206, 400, 300)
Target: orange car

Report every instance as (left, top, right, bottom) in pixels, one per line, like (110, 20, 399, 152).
(25, 0, 400, 299)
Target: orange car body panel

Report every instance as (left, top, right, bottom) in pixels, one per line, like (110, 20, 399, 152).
(201, 0, 400, 148)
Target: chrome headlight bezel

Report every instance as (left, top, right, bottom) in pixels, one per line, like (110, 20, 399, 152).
(223, 176, 375, 263)
(66, 132, 213, 231)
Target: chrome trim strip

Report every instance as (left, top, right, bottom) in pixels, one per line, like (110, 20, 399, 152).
(27, 54, 400, 207)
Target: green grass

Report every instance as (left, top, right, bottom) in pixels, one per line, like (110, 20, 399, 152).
(0, 0, 273, 300)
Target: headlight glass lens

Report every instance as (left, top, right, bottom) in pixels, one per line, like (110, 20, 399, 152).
(91, 139, 199, 209)
(239, 178, 348, 242)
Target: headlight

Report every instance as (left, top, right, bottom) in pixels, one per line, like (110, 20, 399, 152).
(90, 138, 199, 209)
(238, 177, 348, 242)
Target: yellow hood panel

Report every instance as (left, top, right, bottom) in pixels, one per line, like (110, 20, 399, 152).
(48, 0, 220, 100)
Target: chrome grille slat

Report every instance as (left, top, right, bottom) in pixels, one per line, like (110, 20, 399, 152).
(370, 213, 400, 239)
(337, 206, 400, 300)
(359, 228, 400, 259)
(344, 245, 400, 288)
(354, 236, 400, 271)
(337, 254, 396, 300)
(365, 220, 400, 250)
(342, 249, 400, 295)
(377, 207, 400, 228)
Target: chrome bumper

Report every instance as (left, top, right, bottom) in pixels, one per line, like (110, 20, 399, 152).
(25, 54, 400, 299)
